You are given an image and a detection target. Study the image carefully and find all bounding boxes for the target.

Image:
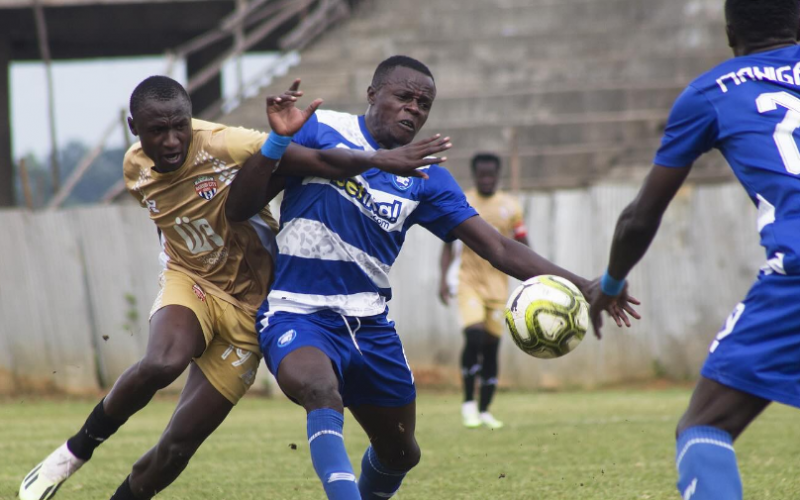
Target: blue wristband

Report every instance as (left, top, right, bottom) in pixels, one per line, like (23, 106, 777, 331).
(601, 271, 626, 296)
(261, 133, 293, 160)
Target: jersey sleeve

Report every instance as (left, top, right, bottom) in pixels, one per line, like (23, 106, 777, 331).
(413, 165, 478, 242)
(510, 198, 527, 239)
(653, 84, 719, 168)
(122, 144, 147, 208)
(225, 126, 268, 166)
(291, 113, 321, 149)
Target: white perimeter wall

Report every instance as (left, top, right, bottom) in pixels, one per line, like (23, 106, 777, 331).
(0, 181, 763, 393)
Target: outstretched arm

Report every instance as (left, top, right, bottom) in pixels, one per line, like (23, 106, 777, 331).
(226, 151, 282, 223)
(585, 83, 716, 336)
(451, 216, 639, 331)
(226, 81, 319, 222)
(451, 216, 589, 290)
(608, 165, 691, 278)
(277, 134, 452, 180)
(586, 164, 691, 334)
(227, 135, 451, 222)
(439, 242, 454, 305)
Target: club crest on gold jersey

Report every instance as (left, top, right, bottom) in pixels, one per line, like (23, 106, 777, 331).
(194, 176, 218, 200)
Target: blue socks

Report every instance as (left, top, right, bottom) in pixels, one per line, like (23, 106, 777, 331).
(307, 409, 360, 499)
(358, 446, 408, 499)
(676, 426, 742, 500)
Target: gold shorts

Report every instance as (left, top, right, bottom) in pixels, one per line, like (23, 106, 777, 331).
(457, 285, 506, 337)
(150, 270, 260, 404)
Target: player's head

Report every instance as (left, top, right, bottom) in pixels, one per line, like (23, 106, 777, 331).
(471, 152, 501, 196)
(365, 55, 436, 149)
(127, 76, 193, 172)
(724, 0, 800, 55)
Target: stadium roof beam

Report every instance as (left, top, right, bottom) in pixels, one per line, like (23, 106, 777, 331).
(0, 0, 317, 207)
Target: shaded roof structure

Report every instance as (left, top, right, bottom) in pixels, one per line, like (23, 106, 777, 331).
(1, 0, 237, 59)
(0, 0, 355, 206)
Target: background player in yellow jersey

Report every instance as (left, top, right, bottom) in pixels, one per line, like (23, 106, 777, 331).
(439, 153, 528, 429)
(19, 76, 450, 500)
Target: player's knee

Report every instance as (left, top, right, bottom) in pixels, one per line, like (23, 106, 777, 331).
(400, 443, 422, 471)
(375, 441, 421, 472)
(676, 412, 692, 438)
(159, 434, 200, 472)
(136, 355, 189, 388)
(461, 329, 482, 367)
(675, 410, 737, 440)
(129, 436, 199, 495)
(296, 379, 342, 412)
(481, 331, 500, 348)
(481, 357, 498, 380)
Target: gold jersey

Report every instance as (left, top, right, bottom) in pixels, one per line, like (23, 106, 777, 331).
(457, 188, 526, 300)
(124, 119, 278, 316)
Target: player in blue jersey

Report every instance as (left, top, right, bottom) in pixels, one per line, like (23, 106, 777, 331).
(231, 55, 638, 500)
(586, 1, 800, 498)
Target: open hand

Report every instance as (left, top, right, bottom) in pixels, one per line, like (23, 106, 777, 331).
(583, 278, 642, 339)
(371, 134, 452, 180)
(266, 79, 323, 137)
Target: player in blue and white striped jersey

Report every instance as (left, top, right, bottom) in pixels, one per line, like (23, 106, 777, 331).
(245, 56, 637, 500)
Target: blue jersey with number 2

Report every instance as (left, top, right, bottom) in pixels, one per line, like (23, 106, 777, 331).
(655, 45, 800, 275)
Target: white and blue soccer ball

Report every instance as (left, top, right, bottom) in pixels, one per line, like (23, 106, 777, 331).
(504, 275, 589, 359)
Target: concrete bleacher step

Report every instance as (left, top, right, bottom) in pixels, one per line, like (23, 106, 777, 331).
(365, 0, 719, 10)
(420, 2, 710, 39)
(426, 111, 669, 151)
(312, 83, 684, 124)
(350, 0, 723, 36)
(407, 0, 722, 14)
(227, 83, 683, 134)
(262, 71, 355, 102)
(448, 142, 656, 176)
(443, 143, 727, 190)
(285, 54, 722, 102)
(299, 22, 727, 67)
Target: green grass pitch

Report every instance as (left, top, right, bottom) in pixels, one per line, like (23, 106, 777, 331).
(2, 389, 799, 499)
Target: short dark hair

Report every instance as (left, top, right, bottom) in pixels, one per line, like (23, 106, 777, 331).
(130, 76, 191, 118)
(725, 0, 800, 45)
(471, 152, 502, 172)
(371, 55, 434, 89)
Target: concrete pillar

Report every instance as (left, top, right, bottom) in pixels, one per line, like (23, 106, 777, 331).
(186, 40, 230, 117)
(0, 38, 14, 207)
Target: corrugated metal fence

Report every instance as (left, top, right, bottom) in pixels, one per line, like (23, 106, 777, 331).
(0, 205, 162, 394)
(0, 181, 763, 394)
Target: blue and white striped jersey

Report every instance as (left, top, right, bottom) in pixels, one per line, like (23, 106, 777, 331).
(265, 110, 478, 317)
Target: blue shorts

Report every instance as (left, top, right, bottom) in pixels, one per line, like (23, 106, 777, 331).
(257, 307, 416, 408)
(702, 273, 800, 408)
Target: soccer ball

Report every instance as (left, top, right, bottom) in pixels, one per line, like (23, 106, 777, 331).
(504, 275, 589, 359)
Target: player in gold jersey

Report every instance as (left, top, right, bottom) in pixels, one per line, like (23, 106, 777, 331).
(439, 153, 529, 430)
(19, 76, 451, 500)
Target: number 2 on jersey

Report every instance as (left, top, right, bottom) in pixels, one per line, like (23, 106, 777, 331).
(757, 91, 800, 174)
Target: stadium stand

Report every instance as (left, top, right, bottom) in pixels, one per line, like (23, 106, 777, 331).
(223, 0, 733, 188)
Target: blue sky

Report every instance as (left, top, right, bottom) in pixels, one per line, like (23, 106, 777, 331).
(11, 53, 280, 160)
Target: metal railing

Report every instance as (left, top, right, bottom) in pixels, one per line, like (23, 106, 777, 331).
(47, 0, 353, 208)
